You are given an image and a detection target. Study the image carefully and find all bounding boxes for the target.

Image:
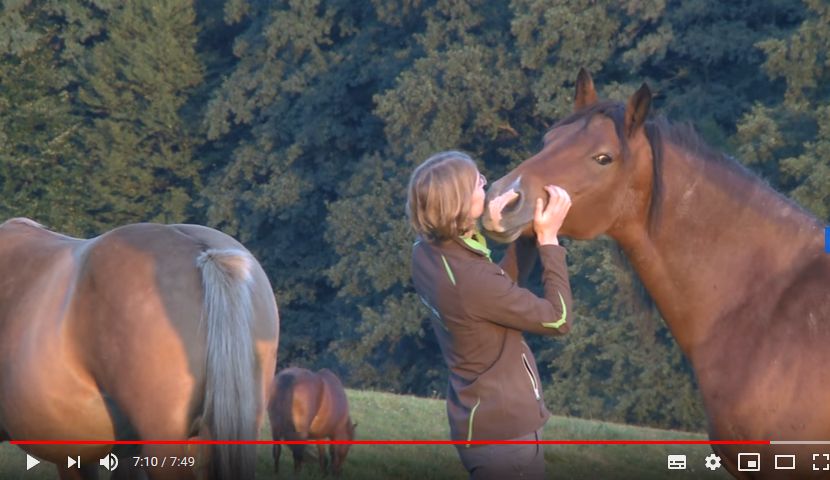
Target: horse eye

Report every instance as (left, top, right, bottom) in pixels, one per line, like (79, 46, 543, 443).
(593, 153, 612, 165)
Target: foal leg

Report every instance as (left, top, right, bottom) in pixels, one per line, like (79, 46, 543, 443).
(330, 444, 341, 477)
(317, 444, 328, 474)
(273, 443, 281, 473)
(290, 444, 305, 473)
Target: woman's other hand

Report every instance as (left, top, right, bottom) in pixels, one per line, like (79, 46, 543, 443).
(486, 189, 520, 233)
(534, 185, 571, 246)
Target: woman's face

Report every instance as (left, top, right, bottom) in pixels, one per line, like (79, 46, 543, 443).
(468, 170, 487, 221)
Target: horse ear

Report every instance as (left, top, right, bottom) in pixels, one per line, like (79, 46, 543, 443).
(574, 68, 598, 111)
(624, 83, 652, 138)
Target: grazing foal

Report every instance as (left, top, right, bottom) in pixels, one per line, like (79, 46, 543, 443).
(269, 367, 357, 476)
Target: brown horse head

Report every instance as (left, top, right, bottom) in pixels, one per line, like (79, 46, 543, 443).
(482, 69, 655, 242)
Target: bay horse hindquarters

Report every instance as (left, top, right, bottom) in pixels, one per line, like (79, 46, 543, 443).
(269, 367, 357, 476)
(0, 219, 279, 480)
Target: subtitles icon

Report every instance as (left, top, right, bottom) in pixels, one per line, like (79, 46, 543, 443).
(100, 453, 119, 471)
(738, 453, 761, 472)
(667, 454, 687, 470)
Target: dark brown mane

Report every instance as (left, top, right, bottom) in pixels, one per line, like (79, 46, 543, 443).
(646, 115, 817, 229)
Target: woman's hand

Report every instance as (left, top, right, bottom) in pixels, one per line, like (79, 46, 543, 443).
(487, 189, 520, 233)
(534, 185, 571, 246)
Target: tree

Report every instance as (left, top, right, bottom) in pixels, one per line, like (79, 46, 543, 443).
(75, 0, 204, 231)
(200, 0, 413, 370)
(0, 1, 102, 235)
(734, 0, 830, 220)
(3, 0, 819, 431)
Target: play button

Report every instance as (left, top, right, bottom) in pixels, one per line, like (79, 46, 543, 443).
(26, 454, 40, 471)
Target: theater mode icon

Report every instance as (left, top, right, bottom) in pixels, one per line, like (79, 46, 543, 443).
(667, 454, 686, 470)
(775, 454, 796, 470)
(738, 452, 761, 472)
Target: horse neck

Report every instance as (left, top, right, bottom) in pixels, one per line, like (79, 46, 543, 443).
(610, 141, 822, 357)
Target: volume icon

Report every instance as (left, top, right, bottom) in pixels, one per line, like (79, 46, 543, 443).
(100, 453, 119, 471)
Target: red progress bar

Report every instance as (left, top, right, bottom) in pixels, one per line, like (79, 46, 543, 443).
(10, 440, 771, 445)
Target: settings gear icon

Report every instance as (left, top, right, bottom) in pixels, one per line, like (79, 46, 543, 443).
(705, 453, 722, 470)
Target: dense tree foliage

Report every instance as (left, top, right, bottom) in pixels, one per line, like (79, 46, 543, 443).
(77, 0, 204, 230)
(734, 0, 829, 219)
(0, 1, 100, 235)
(1, 0, 825, 431)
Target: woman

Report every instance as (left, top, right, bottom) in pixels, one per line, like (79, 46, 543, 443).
(407, 150, 573, 479)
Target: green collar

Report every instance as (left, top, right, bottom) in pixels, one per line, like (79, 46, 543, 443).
(461, 232, 491, 260)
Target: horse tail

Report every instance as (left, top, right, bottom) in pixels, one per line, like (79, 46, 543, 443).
(197, 249, 258, 480)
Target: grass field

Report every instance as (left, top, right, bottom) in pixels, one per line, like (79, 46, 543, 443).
(0, 389, 729, 479)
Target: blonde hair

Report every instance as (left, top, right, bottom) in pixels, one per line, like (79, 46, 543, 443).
(407, 151, 478, 241)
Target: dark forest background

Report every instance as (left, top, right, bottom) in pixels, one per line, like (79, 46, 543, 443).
(2, 0, 828, 431)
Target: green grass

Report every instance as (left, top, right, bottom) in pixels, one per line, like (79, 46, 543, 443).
(0, 389, 729, 479)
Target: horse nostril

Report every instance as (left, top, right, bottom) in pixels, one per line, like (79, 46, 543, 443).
(501, 191, 522, 215)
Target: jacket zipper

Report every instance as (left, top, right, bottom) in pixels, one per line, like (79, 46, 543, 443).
(521, 353, 541, 400)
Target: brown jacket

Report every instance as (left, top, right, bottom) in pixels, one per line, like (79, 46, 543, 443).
(411, 233, 572, 444)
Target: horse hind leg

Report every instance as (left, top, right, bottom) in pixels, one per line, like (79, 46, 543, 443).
(116, 397, 199, 480)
